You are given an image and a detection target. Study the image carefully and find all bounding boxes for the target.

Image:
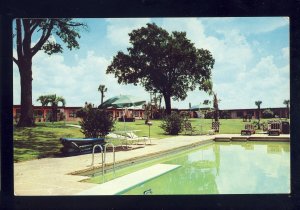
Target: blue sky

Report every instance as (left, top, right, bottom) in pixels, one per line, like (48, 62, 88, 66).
(13, 17, 289, 109)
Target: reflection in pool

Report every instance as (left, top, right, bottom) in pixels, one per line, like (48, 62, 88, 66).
(121, 142, 290, 195)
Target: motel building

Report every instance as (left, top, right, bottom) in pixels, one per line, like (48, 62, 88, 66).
(12, 105, 288, 123)
(12, 105, 146, 123)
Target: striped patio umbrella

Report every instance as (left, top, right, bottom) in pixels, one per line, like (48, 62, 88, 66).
(98, 95, 146, 133)
(99, 95, 146, 109)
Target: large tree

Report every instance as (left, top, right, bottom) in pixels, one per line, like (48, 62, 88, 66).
(13, 18, 87, 127)
(283, 99, 290, 119)
(107, 23, 214, 115)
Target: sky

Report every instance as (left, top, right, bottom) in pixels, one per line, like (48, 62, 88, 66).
(13, 17, 289, 110)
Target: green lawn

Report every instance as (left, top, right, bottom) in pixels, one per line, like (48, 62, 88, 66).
(13, 118, 289, 162)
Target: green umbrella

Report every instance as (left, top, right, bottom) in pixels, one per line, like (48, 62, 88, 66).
(99, 95, 146, 134)
(99, 95, 146, 109)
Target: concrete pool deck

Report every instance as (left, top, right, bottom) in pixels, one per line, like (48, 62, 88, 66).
(14, 134, 290, 195)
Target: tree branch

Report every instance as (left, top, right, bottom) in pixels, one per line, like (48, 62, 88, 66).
(30, 19, 54, 56)
(22, 19, 32, 56)
(29, 19, 42, 35)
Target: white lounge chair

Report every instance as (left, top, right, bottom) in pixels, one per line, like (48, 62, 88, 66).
(124, 132, 151, 148)
(106, 131, 151, 149)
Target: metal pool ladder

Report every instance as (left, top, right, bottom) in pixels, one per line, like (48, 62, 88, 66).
(91, 143, 116, 175)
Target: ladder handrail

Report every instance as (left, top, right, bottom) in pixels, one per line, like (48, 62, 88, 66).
(104, 142, 116, 174)
(91, 143, 116, 177)
(91, 144, 104, 175)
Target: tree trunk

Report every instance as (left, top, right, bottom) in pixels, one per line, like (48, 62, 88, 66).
(52, 105, 58, 122)
(214, 110, 219, 122)
(17, 60, 35, 127)
(163, 94, 171, 115)
(257, 108, 261, 129)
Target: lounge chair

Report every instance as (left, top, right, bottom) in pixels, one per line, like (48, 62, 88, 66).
(184, 121, 196, 135)
(241, 124, 255, 136)
(60, 137, 106, 154)
(124, 132, 151, 147)
(268, 121, 281, 136)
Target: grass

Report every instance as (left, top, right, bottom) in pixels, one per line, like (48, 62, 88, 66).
(13, 121, 83, 162)
(13, 118, 289, 162)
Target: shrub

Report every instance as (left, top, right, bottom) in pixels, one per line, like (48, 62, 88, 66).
(262, 109, 274, 118)
(251, 120, 266, 130)
(78, 107, 114, 138)
(160, 112, 183, 135)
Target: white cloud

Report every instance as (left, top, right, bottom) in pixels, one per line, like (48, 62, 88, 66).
(105, 18, 151, 46)
(13, 49, 150, 107)
(282, 47, 289, 59)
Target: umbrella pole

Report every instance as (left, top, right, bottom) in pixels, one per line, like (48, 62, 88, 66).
(123, 109, 127, 148)
(123, 109, 126, 132)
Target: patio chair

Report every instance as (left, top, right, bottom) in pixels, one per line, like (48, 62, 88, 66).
(241, 124, 255, 136)
(184, 121, 196, 135)
(268, 121, 281, 136)
(123, 131, 151, 148)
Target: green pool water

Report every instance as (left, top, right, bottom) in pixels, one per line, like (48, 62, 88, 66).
(121, 141, 290, 195)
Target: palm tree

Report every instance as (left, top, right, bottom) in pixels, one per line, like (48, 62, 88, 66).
(283, 99, 290, 119)
(213, 93, 220, 122)
(37, 94, 66, 122)
(98, 85, 107, 105)
(255, 100, 262, 129)
(36, 95, 48, 121)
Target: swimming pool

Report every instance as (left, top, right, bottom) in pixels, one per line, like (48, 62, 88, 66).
(83, 141, 290, 195)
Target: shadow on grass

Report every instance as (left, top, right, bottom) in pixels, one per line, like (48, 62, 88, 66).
(14, 128, 67, 162)
(13, 127, 149, 161)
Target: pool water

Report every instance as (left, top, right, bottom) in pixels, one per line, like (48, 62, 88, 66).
(119, 142, 290, 195)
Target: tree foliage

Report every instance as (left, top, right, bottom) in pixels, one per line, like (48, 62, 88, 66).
(36, 94, 66, 122)
(14, 18, 87, 127)
(107, 23, 214, 115)
(77, 103, 114, 138)
(213, 92, 220, 122)
(262, 109, 274, 118)
(255, 100, 262, 129)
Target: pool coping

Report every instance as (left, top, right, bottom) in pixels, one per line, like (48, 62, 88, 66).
(77, 164, 181, 195)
